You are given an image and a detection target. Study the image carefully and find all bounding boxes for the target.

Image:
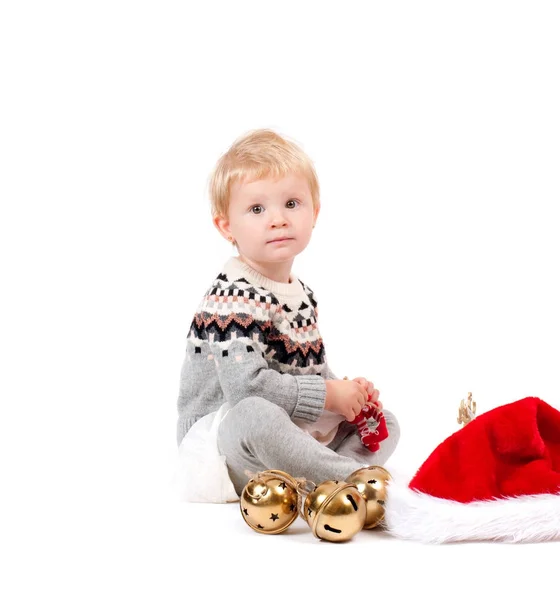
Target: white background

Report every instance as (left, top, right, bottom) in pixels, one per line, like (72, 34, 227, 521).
(2, 1, 559, 598)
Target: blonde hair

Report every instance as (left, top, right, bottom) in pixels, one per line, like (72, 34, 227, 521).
(208, 129, 320, 218)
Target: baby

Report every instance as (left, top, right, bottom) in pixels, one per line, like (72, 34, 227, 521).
(175, 129, 400, 500)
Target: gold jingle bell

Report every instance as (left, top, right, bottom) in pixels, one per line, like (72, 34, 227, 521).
(346, 466, 391, 529)
(240, 470, 300, 534)
(303, 480, 366, 542)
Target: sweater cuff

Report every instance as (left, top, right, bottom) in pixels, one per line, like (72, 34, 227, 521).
(293, 375, 326, 422)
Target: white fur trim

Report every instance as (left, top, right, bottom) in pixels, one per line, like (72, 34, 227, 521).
(384, 478, 560, 543)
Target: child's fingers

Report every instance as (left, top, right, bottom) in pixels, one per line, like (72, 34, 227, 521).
(369, 389, 382, 409)
(359, 385, 368, 403)
(350, 381, 368, 404)
(352, 376, 367, 388)
(347, 403, 362, 421)
(355, 377, 374, 396)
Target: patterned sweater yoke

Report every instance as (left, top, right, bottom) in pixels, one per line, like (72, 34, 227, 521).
(176, 256, 336, 445)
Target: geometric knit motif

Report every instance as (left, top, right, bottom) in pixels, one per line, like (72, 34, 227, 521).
(188, 271, 326, 373)
(177, 257, 333, 444)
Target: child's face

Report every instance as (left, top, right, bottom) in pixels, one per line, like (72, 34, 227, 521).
(216, 172, 318, 268)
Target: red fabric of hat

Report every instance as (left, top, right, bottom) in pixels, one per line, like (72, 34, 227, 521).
(384, 397, 560, 543)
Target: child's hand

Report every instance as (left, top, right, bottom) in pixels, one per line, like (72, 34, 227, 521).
(352, 377, 382, 409)
(324, 380, 368, 421)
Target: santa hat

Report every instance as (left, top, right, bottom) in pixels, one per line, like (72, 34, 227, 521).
(384, 396, 560, 543)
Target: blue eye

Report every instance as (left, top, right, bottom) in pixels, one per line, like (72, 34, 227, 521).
(251, 205, 264, 214)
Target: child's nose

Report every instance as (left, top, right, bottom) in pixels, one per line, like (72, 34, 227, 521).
(269, 210, 288, 227)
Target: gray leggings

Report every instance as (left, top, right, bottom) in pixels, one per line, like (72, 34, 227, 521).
(217, 396, 400, 495)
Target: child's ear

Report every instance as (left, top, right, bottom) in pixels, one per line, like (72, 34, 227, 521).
(313, 203, 321, 226)
(213, 214, 232, 241)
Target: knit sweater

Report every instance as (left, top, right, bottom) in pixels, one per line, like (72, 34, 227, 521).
(176, 256, 340, 445)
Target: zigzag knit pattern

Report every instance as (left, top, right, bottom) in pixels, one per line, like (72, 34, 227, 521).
(188, 272, 326, 372)
(177, 257, 332, 443)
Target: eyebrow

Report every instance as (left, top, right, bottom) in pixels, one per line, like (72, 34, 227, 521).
(246, 191, 308, 203)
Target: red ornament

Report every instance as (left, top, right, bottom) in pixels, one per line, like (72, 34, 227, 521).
(350, 397, 389, 452)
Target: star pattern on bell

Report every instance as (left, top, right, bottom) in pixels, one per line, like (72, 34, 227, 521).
(240, 470, 301, 535)
(239, 467, 394, 542)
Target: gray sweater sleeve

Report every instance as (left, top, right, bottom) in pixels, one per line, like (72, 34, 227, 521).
(212, 339, 325, 422)
(323, 364, 339, 381)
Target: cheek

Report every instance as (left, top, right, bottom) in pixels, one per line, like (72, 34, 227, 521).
(229, 217, 247, 234)
(300, 215, 315, 234)
(231, 219, 259, 242)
